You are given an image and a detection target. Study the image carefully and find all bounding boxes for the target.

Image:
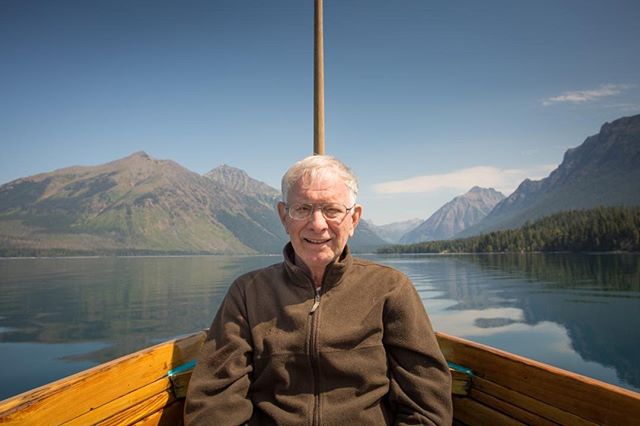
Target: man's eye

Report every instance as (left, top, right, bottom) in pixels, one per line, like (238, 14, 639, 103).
(295, 205, 312, 214)
(324, 206, 344, 217)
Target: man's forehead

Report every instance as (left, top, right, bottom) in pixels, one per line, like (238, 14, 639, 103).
(290, 173, 349, 199)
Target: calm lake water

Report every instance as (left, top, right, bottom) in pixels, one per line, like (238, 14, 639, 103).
(1, 253, 639, 399)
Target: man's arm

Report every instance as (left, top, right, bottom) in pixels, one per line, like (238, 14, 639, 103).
(383, 276, 453, 426)
(184, 282, 254, 425)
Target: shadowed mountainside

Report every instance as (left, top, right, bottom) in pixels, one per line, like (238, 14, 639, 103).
(401, 187, 505, 243)
(458, 114, 640, 238)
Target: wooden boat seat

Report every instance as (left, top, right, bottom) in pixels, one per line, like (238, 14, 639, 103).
(0, 331, 638, 425)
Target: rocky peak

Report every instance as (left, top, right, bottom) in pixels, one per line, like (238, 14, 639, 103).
(400, 187, 505, 243)
(205, 165, 279, 198)
(206, 165, 250, 188)
(130, 151, 150, 159)
(464, 186, 504, 203)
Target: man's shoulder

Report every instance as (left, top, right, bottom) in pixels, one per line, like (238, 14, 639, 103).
(350, 257, 411, 284)
(351, 256, 403, 273)
(233, 261, 285, 287)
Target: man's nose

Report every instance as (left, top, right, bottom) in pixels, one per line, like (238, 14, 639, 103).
(308, 208, 328, 228)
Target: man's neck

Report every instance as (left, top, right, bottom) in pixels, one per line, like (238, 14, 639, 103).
(293, 254, 324, 289)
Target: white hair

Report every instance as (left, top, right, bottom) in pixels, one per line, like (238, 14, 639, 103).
(281, 155, 358, 205)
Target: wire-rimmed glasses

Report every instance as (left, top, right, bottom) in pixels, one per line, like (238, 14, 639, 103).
(285, 203, 355, 222)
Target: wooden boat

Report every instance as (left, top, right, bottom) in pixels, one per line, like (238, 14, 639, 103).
(1, 330, 638, 425)
(2, 2, 639, 424)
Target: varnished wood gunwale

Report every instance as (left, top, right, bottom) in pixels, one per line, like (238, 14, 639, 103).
(132, 400, 184, 426)
(1, 330, 638, 425)
(436, 332, 640, 425)
(61, 378, 172, 426)
(471, 375, 595, 425)
(466, 386, 578, 426)
(452, 395, 527, 426)
(92, 390, 173, 426)
(0, 331, 206, 425)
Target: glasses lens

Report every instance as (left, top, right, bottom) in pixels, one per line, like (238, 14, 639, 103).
(321, 204, 347, 220)
(289, 204, 313, 220)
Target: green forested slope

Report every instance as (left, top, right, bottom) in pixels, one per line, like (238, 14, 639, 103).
(379, 206, 640, 253)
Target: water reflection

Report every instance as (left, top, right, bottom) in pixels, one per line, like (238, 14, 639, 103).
(0, 255, 279, 398)
(374, 253, 640, 392)
(0, 253, 638, 399)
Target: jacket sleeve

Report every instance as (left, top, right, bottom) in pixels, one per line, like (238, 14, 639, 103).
(383, 276, 453, 426)
(184, 281, 254, 425)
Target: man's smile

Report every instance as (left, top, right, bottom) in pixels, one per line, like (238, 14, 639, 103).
(304, 237, 331, 244)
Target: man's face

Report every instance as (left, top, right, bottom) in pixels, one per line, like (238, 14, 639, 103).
(278, 172, 361, 277)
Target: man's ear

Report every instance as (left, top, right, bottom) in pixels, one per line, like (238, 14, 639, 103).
(348, 204, 363, 237)
(277, 202, 289, 233)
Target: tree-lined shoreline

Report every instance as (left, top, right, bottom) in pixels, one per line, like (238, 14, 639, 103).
(378, 206, 640, 254)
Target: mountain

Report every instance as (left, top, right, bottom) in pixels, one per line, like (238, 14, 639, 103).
(365, 218, 423, 244)
(400, 187, 505, 243)
(204, 165, 288, 253)
(205, 164, 280, 202)
(458, 114, 640, 238)
(348, 219, 389, 253)
(0, 153, 387, 255)
(0, 152, 286, 255)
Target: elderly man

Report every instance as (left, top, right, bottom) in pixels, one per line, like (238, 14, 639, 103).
(185, 155, 453, 425)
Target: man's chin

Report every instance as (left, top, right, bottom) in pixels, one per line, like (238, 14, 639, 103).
(292, 240, 337, 262)
(298, 252, 335, 269)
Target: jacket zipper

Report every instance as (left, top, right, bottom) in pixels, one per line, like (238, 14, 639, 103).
(310, 288, 321, 313)
(309, 286, 321, 426)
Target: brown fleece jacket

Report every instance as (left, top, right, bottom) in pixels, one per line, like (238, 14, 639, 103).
(184, 244, 452, 425)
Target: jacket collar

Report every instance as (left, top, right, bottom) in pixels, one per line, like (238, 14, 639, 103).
(283, 242, 353, 290)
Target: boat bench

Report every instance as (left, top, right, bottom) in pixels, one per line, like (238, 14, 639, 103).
(0, 331, 638, 425)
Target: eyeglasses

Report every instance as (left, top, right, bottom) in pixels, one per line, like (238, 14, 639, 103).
(285, 203, 355, 222)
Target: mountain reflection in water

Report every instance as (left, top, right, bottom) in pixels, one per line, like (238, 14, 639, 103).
(0, 253, 638, 399)
(374, 253, 640, 393)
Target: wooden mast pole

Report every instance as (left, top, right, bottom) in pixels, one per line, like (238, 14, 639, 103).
(314, 0, 325, 155)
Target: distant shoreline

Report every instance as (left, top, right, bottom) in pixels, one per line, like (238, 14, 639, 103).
(2, 250, 638, 260)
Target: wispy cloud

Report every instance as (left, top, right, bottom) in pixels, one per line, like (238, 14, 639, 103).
(542, 83, 636, 106)
(372, 164, 556, 196)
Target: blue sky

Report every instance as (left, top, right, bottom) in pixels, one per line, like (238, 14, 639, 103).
(1, 0, 639, 225)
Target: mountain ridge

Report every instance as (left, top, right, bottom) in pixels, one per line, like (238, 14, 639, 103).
(0, 153, 266, 254)
(458, 114, 640, 238)
(401, 186, 505, 243)
(0, 152, 384, 255)
(2, 114, 639, 255)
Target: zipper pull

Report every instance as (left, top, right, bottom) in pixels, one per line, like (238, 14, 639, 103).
(310, 290, 321, 313)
